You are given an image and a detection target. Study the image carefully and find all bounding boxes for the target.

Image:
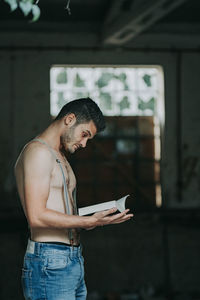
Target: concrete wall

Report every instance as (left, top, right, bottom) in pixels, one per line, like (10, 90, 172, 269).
(0, 33, 200, 299)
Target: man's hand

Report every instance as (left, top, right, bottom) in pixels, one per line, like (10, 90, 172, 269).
(89, 207, 133, 229)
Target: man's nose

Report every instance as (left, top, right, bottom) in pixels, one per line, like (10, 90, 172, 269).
(80, 139, 87, 148)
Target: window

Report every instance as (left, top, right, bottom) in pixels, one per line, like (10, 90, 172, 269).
(50, 66, 164, 208)
(50, 67, 162, 117)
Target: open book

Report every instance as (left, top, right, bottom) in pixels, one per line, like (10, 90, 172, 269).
(78, 195, 130, 216)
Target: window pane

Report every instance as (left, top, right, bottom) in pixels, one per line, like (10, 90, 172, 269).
(50, 67, 162, 117)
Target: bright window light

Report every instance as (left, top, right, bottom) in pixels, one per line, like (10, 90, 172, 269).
(50, 66, 164, 119)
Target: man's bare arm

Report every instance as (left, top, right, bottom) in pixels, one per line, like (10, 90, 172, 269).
(23, 145, 133, 230)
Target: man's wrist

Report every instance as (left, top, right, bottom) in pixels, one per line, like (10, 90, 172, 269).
(82, 215, 97, 228)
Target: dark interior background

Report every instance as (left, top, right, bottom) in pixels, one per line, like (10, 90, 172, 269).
(0, 0, 200, 299)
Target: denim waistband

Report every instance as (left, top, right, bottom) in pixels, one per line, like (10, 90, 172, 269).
(26, 239, 82, 257)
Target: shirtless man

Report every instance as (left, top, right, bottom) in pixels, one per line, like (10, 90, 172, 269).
(15, 98, 133, 300)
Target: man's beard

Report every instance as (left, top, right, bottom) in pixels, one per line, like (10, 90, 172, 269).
(60, 125, 77, 154)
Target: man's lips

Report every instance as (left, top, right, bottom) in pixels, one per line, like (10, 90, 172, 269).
(74, 144, 81, 150)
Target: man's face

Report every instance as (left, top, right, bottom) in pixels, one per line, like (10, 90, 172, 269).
(61, 120, 97, 154)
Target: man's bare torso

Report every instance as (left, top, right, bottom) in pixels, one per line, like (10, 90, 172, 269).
(15, 139, 79, 244)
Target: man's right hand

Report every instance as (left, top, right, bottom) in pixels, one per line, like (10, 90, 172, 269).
(89, 207, 133, 228)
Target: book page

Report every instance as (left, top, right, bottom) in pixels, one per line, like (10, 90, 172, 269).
(78, 195, 129, 216)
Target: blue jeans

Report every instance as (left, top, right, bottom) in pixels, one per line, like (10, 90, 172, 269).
(22, 239, 87, 300)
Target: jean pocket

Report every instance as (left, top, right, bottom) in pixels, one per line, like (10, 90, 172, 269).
(46, 256, 68, 270)
(22, 268, 32, 278)
(21, 268, 32, 299)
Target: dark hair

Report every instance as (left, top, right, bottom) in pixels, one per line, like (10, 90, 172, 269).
(54, 98, 105, 133)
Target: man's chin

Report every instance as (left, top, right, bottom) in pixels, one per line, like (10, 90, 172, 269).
(67, 145, 81, 154)
(62, 145, 75, 154)
(68, 148, 76, 154)
(70, 145, 80, 153)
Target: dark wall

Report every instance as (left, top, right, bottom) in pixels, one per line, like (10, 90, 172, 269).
(0, 38, 200, 299)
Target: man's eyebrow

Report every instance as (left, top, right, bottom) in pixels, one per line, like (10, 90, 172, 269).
(86, 130, 92, 137)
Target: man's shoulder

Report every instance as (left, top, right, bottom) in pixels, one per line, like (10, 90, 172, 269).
(19, 140, 55, 166)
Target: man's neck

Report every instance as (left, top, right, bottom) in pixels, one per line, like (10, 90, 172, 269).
(36, 121, 62, 152)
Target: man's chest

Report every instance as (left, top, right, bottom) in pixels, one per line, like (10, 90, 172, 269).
(50, 158, 76, 192)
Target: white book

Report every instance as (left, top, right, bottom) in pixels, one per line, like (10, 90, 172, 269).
(78, 195, 130, 216)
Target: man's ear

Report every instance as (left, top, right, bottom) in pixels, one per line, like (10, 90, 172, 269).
(64, 113, 76, 127)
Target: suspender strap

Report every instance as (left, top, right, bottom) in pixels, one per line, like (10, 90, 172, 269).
(72, 188, 78, 215)
(56, 158, 71, 215)
(32, 138, 76, 244)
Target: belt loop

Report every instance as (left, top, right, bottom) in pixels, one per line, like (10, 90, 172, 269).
(35, 241, 39, 256)
(36, 241, 42, 256)
(30, 239, 39, 256)
(27, 239, 35, 255)
(70, 245, 73, 259)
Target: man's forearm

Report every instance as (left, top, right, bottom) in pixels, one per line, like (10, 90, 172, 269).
(29, 208, 95, 230)
(28, 207, 131, 229)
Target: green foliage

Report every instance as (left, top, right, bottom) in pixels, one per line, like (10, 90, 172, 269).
(4, 0, 17, 11)
(100, 92, 112, 110)
(96, 72, 129, 90)
(117, 73, 129, 90)
(138, 96, 155, 112)
(19, 0, 32, 16)
(95, 73, 113, 88)
(56, 70, 68, 84)
(31, 4, 40, 22)
(118, 73, 126, 82)
(51, 67, 158, 117)
(119, 96, 130, 112)
(57, 92, 65, 109)
(143, 74, 152, 87)
(74, 74, 85, 87)
(75, 92, 89, 99)
(4, 0, 40, 22)
(4, 0, 72, 22)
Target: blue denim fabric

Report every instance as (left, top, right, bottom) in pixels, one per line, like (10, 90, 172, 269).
(22, 240, 87, 300)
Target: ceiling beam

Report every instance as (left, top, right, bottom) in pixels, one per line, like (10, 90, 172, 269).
(102, 0, 189, 46)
